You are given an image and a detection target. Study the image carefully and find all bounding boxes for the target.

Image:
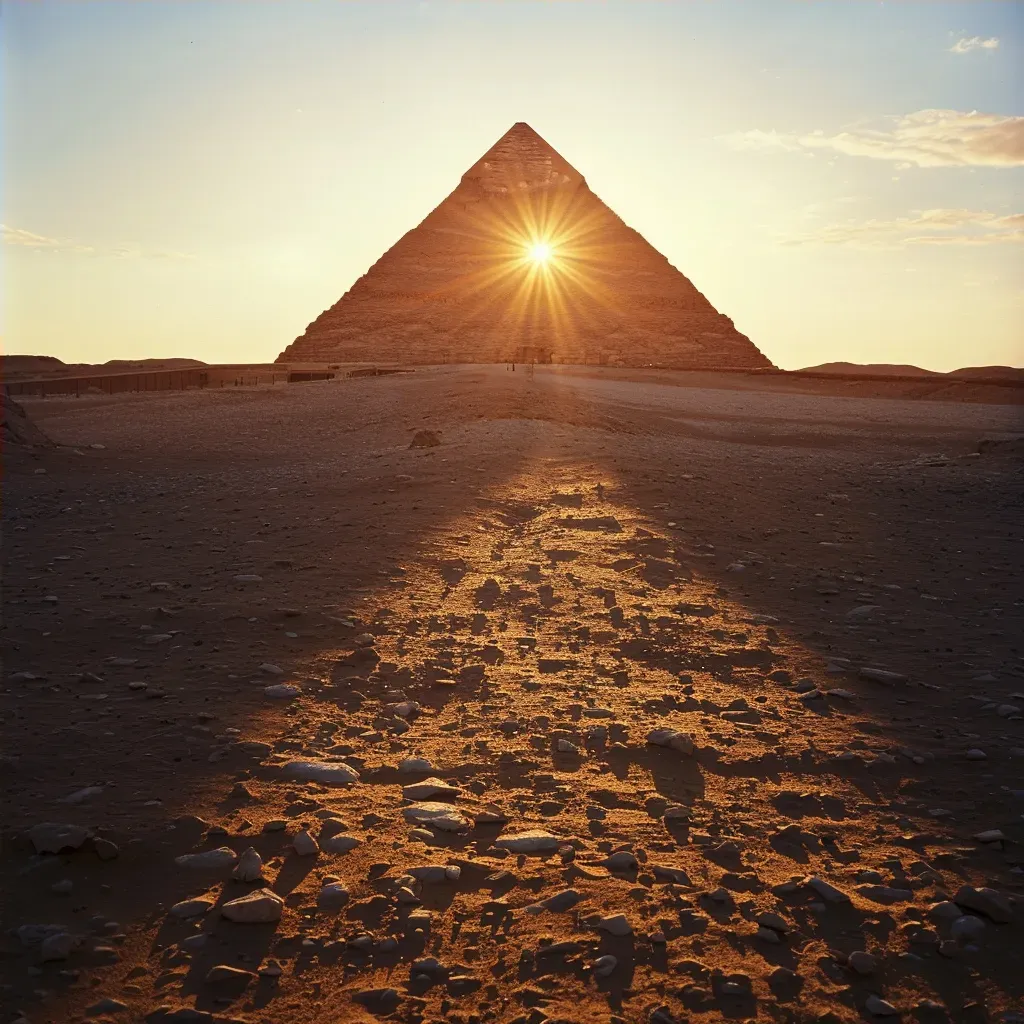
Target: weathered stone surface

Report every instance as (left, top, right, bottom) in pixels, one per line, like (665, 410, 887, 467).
(493, 829, 560, 853)
(646, 728, 695, 755)
(175, 847, 238, 870)
(221, 887, 284, 923)
(284, 759, 359, 785)
(170, 898, 215, 919)
(402, 802, 470, 832)
(28, 822, 92, 854)
(321, 833, 362, 854)
(954, 885, 1013, 923)
(402, 777, 461, 801)
(232, 847, 264, 881)
(278, 123, 770, 371)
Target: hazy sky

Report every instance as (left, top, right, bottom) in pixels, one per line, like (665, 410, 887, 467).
(3, 1, 1022, 370)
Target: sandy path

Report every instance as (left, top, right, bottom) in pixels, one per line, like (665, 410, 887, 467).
(3, 367, 1022, 1024)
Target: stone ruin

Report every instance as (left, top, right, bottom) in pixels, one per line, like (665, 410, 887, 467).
(279, 123, 772, 370)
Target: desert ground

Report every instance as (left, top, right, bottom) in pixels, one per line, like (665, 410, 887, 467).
(3, 365, 1023, 1024)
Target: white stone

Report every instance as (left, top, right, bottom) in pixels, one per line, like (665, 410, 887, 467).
(398, 757, 433, 773)
(232, 847, 264, 881)
(170, 898, 215, 918)
(284, 760, 359, 785)
(402, 777, 460, 801)
(475, 804, 508, 824)
(175, 847, 238, 870)
(264, 684, 300, 699)
(493, 829, 560, 853)
(402, 803, 470, 832)
(221, 887, 283, 923)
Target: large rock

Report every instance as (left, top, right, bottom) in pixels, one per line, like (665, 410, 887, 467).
(232, 847, 264, 881)
(402, 803, 470, 832)
(284, 759, 359, 785)
(277, 123, 772, 372)
(646, 729, 695, 755)
(954, 885, 1013, 923)
(402, 777, 461, 801)
(221, 888, 284, 923)
(493, 829, 560, 853)
(27, 822, 92, 854)
(175, 848, 238, 870)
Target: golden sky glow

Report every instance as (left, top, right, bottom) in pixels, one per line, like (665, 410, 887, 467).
(3, 2, 1021, 369)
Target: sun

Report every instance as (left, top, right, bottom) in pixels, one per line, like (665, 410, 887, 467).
(527, 241, 553, 264)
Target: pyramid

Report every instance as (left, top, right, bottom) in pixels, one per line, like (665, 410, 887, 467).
(278, 123, 771, 370)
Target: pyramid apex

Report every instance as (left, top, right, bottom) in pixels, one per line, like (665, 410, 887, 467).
(460, 122, 585, 197)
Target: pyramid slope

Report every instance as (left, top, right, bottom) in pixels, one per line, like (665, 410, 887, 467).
(279, 124, 771, 370)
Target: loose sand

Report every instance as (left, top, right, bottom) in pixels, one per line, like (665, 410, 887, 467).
(3, 365, 1022, 1024)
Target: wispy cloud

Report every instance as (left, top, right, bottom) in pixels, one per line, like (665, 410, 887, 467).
(950, 36, 999, 54)
(2, 224, 95, 254)
(2, 224, 193, 260)
(783, 209, 1024, 248)
(720, 109, 1024, 168)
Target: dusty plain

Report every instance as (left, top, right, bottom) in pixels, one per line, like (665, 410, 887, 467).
(3, 365, 1023, 1024)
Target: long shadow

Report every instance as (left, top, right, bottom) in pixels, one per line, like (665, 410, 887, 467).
(2, 365, 1020, 1019)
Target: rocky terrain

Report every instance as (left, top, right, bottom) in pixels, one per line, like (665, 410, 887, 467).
(279, 124, 768, 371)
(2, 365, 1023, 1024)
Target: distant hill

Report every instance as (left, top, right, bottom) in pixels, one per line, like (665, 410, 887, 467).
(798, 362, 1023, 382)
(1, 354, 68, 375)
(98, 358, 207, 370)
(2, 355, 207, 378)
(799, 362, 939, 377)
(948, 366, 1024, 382)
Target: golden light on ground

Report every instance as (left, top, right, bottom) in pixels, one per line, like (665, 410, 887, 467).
(528, 241, 553, 264)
